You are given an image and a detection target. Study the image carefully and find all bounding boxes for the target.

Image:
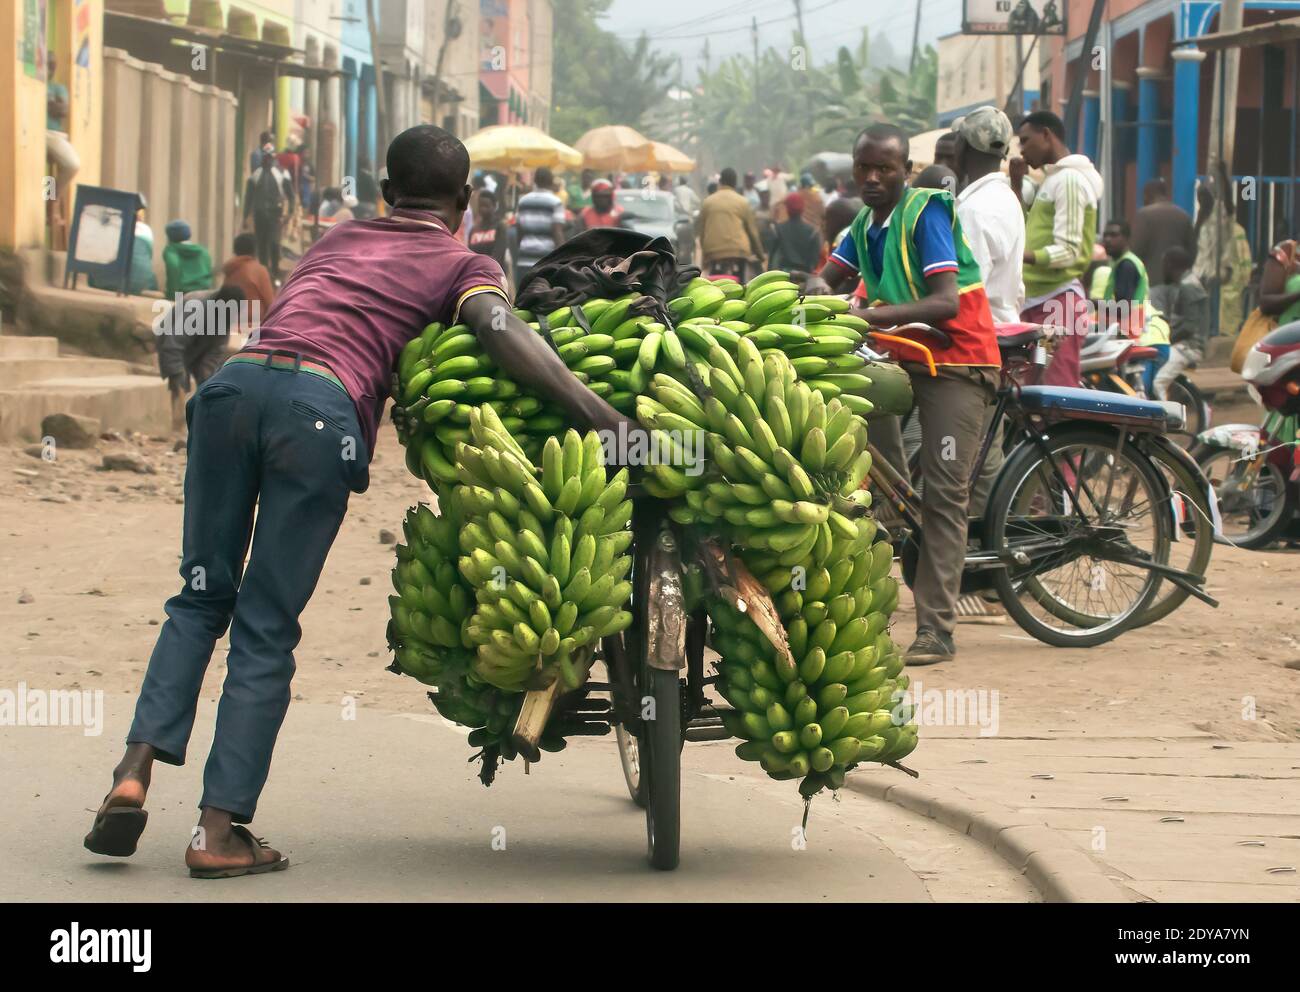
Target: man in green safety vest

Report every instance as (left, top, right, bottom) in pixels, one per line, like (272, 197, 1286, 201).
(1102, 220, 1173, 393)
(805, 123, 1000, 665)
(1100, 220, 1149, 340)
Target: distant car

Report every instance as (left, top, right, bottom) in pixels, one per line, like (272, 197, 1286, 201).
(614, 189, 694, 261)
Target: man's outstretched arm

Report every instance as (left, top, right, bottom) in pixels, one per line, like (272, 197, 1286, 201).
(459, 292, 636, 437)
(803, 256, 859, 295)
(858, 270, 960, 328)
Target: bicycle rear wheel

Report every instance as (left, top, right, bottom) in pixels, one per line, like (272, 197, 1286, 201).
(985, 428, 1170, 647)
(1131, 438, 1215, 626)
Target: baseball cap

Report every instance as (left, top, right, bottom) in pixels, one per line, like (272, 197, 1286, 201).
(956, 106, 1014, 158)
(590, 179, 614, 192)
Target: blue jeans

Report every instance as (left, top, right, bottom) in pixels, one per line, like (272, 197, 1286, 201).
(1141, 343, 1171, 395)
(128, 356, 368, 822)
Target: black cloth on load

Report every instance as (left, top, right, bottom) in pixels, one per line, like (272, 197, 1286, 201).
(514, 228, 700, 317)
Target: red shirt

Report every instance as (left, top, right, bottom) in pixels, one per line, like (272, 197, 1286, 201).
(249, 208, 506, 456)
(580, 204, 624, 229)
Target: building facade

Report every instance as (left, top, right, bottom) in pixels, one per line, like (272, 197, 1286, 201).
(936, 30, 1041, 126)
(423, 0, 482, 138)
(1038, 0, 1300, 254)
(478, 0, 551, 131)
(3, 0, 556, 256)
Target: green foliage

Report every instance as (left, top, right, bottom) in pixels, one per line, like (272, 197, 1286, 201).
(551, 0, 677, 146)
(687, 27, 938, 170)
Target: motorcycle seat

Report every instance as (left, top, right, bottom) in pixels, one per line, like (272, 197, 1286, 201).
(995, 322, 1044, 350)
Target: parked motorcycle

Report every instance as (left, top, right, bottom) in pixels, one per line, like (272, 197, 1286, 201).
(1079, 326, 1210, 445)
(1193, 322, 1300, 548)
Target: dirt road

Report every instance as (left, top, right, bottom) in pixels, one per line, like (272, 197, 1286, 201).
(4, 426, 1296, 741)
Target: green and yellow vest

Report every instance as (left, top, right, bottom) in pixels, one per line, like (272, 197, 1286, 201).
(848, 187, 1000, 367)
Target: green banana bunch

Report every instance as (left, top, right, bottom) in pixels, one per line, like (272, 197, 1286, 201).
(452, 407, 634, 693)
(385, 503, 540, 760)
(386, 279, 916, 795)
(710, 529, 914, 796)
(387, 501, 477, 683)
(665, 338, 875, 550)
(667, 278, 732, 322)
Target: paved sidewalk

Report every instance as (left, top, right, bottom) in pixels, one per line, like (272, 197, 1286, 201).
(851, 725, 1300, 902)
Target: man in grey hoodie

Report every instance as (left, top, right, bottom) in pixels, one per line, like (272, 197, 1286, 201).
(1010, 112, 1104, 387)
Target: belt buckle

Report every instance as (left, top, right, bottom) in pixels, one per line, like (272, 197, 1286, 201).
(262, 348, 303, 371)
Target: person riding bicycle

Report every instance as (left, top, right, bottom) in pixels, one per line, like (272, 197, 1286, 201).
(805, 123, 1001, 665)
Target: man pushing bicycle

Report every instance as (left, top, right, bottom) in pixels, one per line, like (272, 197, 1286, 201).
(804, 123, 1001, 665)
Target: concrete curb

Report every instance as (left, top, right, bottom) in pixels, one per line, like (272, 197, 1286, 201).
(845, 773, 1134, 903)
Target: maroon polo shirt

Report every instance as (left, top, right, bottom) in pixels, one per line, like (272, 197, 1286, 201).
(248, 207, 507, 457)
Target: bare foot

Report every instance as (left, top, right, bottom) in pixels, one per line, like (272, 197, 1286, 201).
(104, 742, 155, 809)
(84, 744, 155, 857)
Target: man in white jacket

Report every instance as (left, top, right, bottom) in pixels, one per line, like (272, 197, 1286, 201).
(1011, 112, 1103, 387)
(954, 107, 1026, 524)
(955, 107, 1026, 325)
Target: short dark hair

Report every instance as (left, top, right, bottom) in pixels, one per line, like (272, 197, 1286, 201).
(478, 188, 496, 204)
(1163, 245, 1193, 272)
(854, 123, 910, 162)
(1143, 178, 1169, 202)
(534, 166, 554, 189)
(233, 233, 257, 256)
(385, 124, 470, 201)
(719, 167, 738, 188)
(914, 164, 956, 192)
(1017, 111, 1067, 143)
(1105, 220, 1131, 237)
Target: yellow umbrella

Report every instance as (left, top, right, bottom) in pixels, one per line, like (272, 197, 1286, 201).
(462, 125, 583, 171)
(644, 141, 695, 173)
(575, 125, 655, 172)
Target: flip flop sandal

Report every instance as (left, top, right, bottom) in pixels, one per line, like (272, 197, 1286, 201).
(83, 799, 148, 857)
(189, 824, 289, 880)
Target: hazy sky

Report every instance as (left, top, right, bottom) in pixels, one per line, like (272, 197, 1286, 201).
(601, 0, 965, 80)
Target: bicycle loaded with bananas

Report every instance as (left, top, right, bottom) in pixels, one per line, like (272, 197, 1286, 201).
(384, 270, 918, 870)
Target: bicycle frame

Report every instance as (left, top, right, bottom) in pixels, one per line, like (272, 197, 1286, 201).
(863, 336, 1218, 605)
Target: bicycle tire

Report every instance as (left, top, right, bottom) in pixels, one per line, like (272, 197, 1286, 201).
(1193, 442, 1298, 549)
(1166, 375, 1208, 446)
(985, 427, 1171, 647)
(644, 667, 681, 870)
(1131, 437, 1216, 626)
(616, 722, 649, 808)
